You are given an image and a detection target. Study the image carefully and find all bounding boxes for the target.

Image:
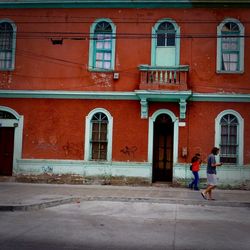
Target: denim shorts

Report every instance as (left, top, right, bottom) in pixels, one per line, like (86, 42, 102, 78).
(207, 174, 217, 186)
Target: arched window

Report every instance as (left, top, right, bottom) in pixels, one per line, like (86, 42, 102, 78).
(0, 20, 16, 71)
(157, 22, 176, 47)
(215, 110, 244, 165)
(220, 114, 239, 163)
(0, 110, 16, 119)
(152, 19, 180, 67)
(217, 19, 244, 73)
(89, 19, 116, 71)
(84, 108, 113, 161)
(90, 112, 108, 160)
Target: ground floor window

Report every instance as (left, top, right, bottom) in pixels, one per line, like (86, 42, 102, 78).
(90, 112, 108, 160)
(220, 114, 238, 163)
(215, 109, 243, 165)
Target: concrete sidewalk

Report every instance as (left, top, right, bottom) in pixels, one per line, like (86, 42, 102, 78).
(0, 182, 250, 211)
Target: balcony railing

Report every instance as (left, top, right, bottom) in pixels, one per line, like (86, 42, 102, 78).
(139, 65, 189, 90)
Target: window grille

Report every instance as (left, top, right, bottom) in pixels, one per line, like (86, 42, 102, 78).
(0, 22, 14, 70)
(220, 22, 241, 72)
(0, 110, 15, 119)
(220, 114, 239, 163)
(90, 112, 108, 160)
(94, 21, 112, 70)
(156, 22, 176, 47)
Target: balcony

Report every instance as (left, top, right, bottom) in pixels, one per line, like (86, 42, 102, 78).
(139, 65, 189, 91)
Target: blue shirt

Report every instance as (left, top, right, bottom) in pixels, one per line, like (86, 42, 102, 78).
(207, 153, 217, 174)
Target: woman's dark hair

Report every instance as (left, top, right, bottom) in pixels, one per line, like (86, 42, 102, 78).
(211, 147, 219, 155)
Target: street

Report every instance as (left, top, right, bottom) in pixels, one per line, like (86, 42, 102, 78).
(0, 200, 250, 250)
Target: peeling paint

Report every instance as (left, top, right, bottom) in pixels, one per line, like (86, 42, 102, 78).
(91, 73, 112, 87)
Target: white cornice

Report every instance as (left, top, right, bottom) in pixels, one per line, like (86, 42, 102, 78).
(191, 93, 250, 102)
(0, 90, 139, 100)
(1, 90, 250, 102)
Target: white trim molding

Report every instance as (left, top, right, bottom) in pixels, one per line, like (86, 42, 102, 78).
(215, 109, 244, 165)
(88, 18, 116, 72)
(216, 18, 245, 74)
(151, 18, 180, 66)
(84, 108, 113, 162)
(148, 109, 179, 166)
(0, 106, 23, 173)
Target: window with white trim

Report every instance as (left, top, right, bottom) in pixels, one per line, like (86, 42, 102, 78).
(0, 21, 16, 71)
(220, 114, 239, 163)
(152, 19, 180, 67)
(90, 112, 108, 160)
(217, 19, 244, 73)
(215, 110, 244, 165)
(84, 108, 113, 162)
(89, 19, 116, 71)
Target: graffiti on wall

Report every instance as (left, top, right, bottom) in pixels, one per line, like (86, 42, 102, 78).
(42, 165, 53, 174)
(120, 146, 137, 158)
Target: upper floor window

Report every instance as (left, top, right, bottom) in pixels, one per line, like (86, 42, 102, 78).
(89, 19, 116, 71)
(217, 19, 244, 73)
(157, 22, 176, 47)
(0, 20, 16, 71)
(84, 108, 113, 161)
(215, 110, 244, 165)
(152, 19, 180, 67)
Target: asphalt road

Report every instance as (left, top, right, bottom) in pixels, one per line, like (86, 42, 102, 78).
(0, 200, 250, 250)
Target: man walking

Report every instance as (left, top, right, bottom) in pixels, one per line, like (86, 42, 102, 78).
(201, 147, 222, 200)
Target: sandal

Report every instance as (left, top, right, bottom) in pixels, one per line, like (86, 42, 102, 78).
(201, 192, 207, 200)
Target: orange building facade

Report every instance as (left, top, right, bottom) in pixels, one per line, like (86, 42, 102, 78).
(0, 0, 250, 187)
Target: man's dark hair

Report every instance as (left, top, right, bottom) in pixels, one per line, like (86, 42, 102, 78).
(211, 147, 219, 155)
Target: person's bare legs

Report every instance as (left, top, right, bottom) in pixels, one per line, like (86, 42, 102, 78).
(202, 185, 216, 200)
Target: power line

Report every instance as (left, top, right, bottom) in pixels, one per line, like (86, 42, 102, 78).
(1, 13, 250, 24)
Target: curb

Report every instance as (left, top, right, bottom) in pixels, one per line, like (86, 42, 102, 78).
(0, 197, 80, 211)
(81, 196, 250, 208)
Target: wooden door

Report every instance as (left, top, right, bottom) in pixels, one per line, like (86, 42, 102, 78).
(0, 127, 14, 176)
(153, 114, 173, 182)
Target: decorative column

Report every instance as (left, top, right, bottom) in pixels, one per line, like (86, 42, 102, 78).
(179, 99, 187, 119)
(140, 98, 148, 119)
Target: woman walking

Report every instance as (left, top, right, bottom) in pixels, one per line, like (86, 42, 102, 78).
(189, 153, 201, 191)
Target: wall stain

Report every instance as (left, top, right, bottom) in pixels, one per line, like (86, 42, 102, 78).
(63, 142, 81, 156)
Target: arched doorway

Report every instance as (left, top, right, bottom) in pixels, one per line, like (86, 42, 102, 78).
(0, 106, 23, 176)
(152, 114, 174, 182)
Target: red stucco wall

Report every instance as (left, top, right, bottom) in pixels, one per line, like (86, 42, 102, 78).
(1, 7, 250, 166)
(0, 8, 250, 94)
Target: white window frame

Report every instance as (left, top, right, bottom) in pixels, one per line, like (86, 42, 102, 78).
(216, 18, 244, 73)
(215, 109, 244, 165)
(84, 108, 113, 161)
(88, 18, 116, 71)
(151, 18, 180, 66)
(148, 109, 179, 165)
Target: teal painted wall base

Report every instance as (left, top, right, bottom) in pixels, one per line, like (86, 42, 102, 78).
(15, 159, 152, 185)
(14, 160, 250, 189)
(173, 164, 250, 190)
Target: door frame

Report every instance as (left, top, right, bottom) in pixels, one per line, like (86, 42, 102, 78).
(151, 18, 180, 67)
(0, 106, 23, 174)
(148, 109, 179, 182)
